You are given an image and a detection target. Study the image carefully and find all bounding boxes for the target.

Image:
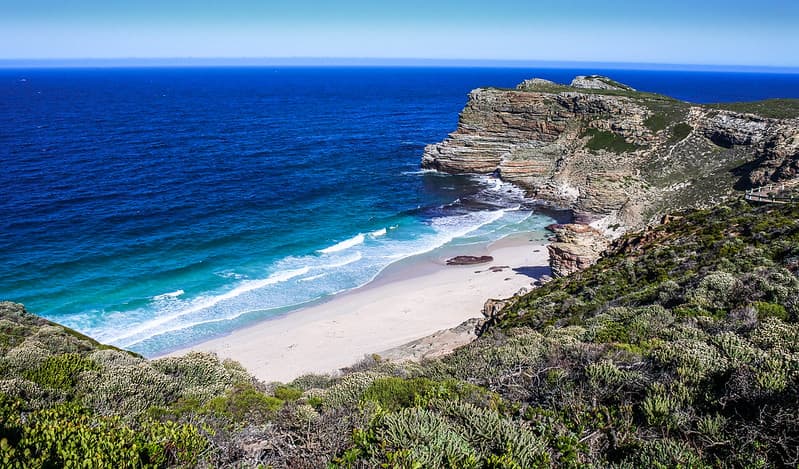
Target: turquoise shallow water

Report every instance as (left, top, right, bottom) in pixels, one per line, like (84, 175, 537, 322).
(2, 67, 798, 355)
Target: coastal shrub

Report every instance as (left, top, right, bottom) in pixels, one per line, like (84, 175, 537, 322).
(753, 301, 789, 321)
(0, 399, 208, 468)
(323, 371, 386, 409)
(90, 348, 141, 368)
(360, 377, 501, 412)
(696, 413, 727, 443)
(433, 400, 548, 467)
(2, 341, 51, 374)
(710, 98, 799, 119)
(152, 352, 250, 402)
(585, 360, 638, 390)
(376, 407, 478, 467)
(688, 271, 740, 311)
(750, 317, 799, 351)
(669, 122, 693, 142)
(0, 378, 57, 410)
(290, 373, 333, 391)
(653, 338, 728, 383)
(713, 331, 763, 367)
(80, 362, 180, 416)
(273, 385, 303, 401)
(428, 328, 546, 385)
(22, 352, 98, 391)
(747, 268, 799, 315)
(28, 325, 92, 355)
(615, 439, 710, 469)
(641, 384, 683, 428)
(205, 382, 283, 422)
(361, 377, 438, 411)
(340, 400, 548, 468)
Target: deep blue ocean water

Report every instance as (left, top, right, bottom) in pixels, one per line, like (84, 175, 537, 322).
(2, 67, 798, 355)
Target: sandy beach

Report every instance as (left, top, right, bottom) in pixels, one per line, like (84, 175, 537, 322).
(169, 235, 550, 383)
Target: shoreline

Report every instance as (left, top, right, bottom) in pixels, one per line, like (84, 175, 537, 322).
(168, 233, 551, 383)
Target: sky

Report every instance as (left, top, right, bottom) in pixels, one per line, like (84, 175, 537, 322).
(1, 0, 798, 67)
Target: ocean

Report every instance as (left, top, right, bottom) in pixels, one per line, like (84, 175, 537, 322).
(2, 67, 798, 356)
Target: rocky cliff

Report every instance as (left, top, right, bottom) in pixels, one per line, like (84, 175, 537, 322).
(422, 75, 799, 228)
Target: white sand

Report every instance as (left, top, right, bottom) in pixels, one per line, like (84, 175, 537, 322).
(168, 237, 550, 383)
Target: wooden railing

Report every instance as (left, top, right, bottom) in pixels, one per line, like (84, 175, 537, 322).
(745, 183, 798, 204)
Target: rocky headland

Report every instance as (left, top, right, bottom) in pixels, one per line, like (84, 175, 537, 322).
(422, 75, 799, 273)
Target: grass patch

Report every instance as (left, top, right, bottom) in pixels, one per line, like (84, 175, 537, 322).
(709, 99, 799, 119)
(670, 122, 693, 142)
(582, 128, 642, 153)
(644, 113, 670, 132)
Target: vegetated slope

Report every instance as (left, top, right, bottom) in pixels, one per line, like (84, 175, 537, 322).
(2, 199, 798, 467)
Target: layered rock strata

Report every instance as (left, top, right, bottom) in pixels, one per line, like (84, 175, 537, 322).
(422, 75, 799, 227)
(422, 75, 799, 273)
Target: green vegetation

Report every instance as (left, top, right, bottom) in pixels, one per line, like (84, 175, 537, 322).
(1, 398, 207, 468)
(710, 98, 799, 119)
(2, 200, 799, 467)
(581, 128, 642, 153)
(669, 121, 693, 142)
(643, 112, 670, 132)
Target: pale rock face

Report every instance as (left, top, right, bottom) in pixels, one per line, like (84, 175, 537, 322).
(516, 78, 557, 90)
(570, 75, 635, 91)
(546, 224, 610, 277)
(700, 112, 771, 147)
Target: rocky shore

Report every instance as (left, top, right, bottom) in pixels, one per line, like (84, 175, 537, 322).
(423, 75, 799, 273)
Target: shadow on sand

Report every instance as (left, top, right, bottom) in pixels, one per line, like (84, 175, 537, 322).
(513, 265, 551, 280)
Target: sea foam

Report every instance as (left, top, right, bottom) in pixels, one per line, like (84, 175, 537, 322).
(152, 289, 184, 301)
(317, 233, 365, 254)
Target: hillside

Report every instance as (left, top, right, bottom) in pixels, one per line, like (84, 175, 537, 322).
(2, 199, 798, 467)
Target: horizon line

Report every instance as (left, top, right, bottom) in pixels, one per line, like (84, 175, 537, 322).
(2, 57, 799, 73)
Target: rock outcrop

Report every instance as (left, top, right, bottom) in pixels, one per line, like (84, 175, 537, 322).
(570, 75, 635, 91)
(422, 76, 799, 229)
(547, 224, 610, 277)
(446, 255, 494, 265)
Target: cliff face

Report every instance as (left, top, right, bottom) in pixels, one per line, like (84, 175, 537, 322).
(422, 76, 799, 229)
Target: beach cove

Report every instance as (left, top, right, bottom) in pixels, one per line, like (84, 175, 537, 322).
(168, 233, 551, 383)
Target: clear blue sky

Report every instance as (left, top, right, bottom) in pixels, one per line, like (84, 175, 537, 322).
(2, 0, 798, 67)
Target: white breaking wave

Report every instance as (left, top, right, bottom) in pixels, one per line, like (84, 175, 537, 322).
(319, 251, 363, 269)
(152, 289, 184, 301)
(317, 233, 365, 254)
(215, 270, 245, 280)
(470, 175, 530, 207)
(369, 228, 387, 238)
(401, 169, 439, 176)
(385, 208, 509, 260)
(104, 266, 310, 344)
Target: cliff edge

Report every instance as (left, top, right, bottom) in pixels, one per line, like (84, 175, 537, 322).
(422, 75, 799, 230)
